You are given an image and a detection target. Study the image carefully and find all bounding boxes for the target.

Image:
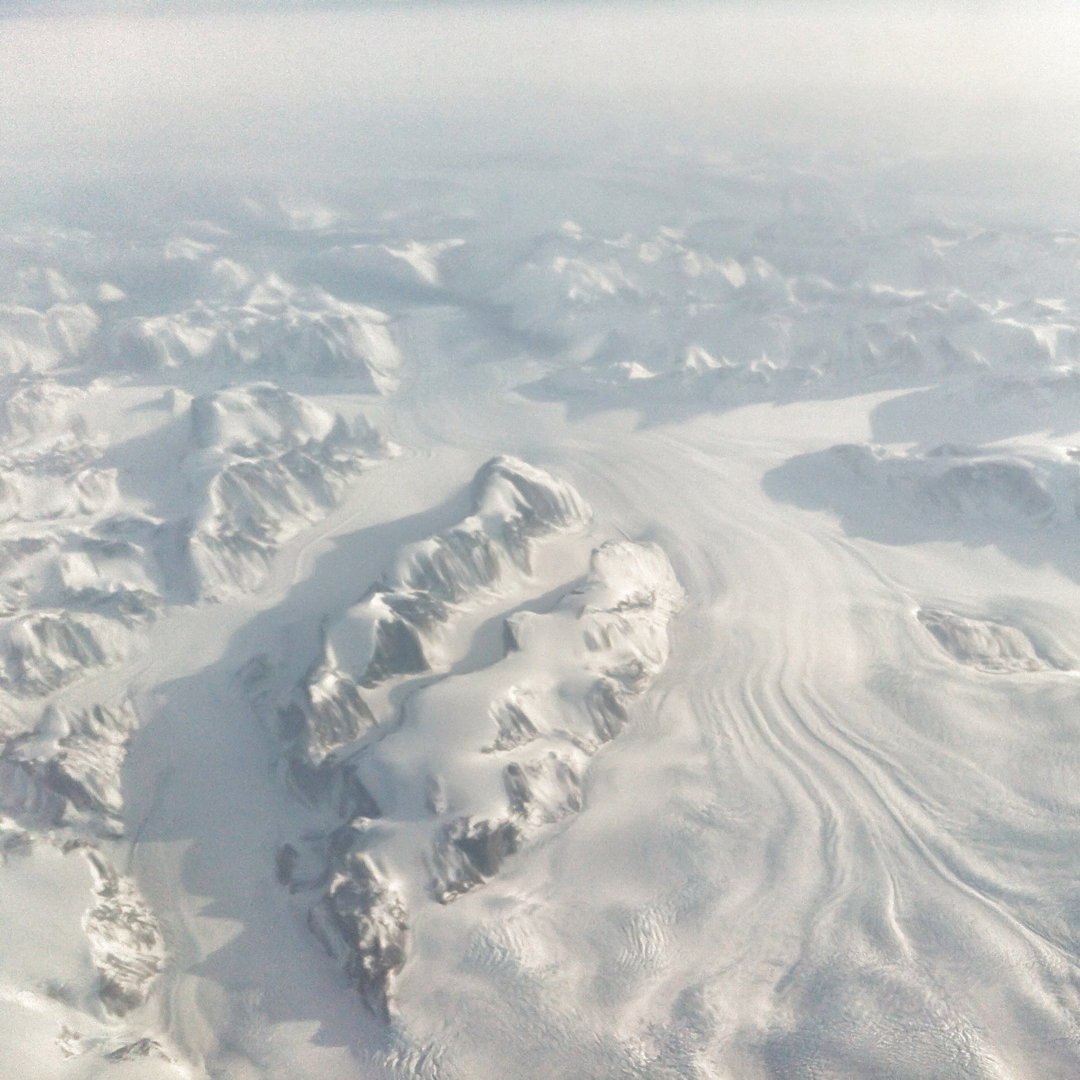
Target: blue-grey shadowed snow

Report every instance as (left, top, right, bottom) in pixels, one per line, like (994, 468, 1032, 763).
(870, 374, 1080, 448)
(762, 440, 1080, 585)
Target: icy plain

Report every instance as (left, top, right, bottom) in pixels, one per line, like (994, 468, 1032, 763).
(3, 3, 1080, 1079)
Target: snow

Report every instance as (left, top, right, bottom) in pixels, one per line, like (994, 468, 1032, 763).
(267, 528, 682, 1019)
(3, 3, 1080, 1078)
(105, 277, 400, 390)
(322, 455, 590, 686)
(0, 304, 98, 374)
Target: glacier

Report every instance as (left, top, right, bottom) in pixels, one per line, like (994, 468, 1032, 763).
(2, 2, 1080, 1079)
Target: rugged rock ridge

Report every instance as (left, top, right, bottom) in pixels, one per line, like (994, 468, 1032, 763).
(82, 849, 166, 1017)
(106, 275, 401, 391)
(0, 372, 400, 1067)
(322, 455, 591, 689)
(0, 694, 166, 1029)
(0, 376, 160, 696)
(0, 378, 393, 696)
(268, 455, 590, 807)
(423, 539, 684, 903)
(505, 223, 1080, 420)
(272, 529, 683, 1019)
(0, 612, 135, 698)
(184, 383, 393, 600)
(307, 852, 408, 1022)
(275, 649, 379, 812)
(0, 701, 137, 837)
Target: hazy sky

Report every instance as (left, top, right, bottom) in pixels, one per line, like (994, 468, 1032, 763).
(1, 3, 1078, 201)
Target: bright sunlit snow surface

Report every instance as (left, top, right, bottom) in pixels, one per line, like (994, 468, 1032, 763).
(4, 2, 1080, 1078)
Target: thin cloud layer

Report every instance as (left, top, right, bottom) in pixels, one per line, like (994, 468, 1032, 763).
(3, 1, 1080, 200)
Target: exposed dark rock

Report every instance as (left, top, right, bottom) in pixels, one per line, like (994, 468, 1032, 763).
(484, 691, 540, 753)
(83, 850, 164, 1017)
(105, 1038, 172, 1062)
(307, 853, 408, 1021)
(431, 816, 521, 903)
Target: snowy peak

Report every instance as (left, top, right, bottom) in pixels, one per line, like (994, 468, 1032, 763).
(326, 455, 590, 687)
(107, 278, 401, 391)
(189, 382, 339, 454)
(185, 383, 393, 601)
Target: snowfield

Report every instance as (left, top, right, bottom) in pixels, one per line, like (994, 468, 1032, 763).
(4, 3, 1080, 1079)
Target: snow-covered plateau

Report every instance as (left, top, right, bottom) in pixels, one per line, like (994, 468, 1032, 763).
(5, 3, 1080, 1078)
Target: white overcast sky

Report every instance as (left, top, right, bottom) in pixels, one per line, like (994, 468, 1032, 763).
(1, 3, 1078, 194)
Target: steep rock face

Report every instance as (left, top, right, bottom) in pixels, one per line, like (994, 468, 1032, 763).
(502, 752, 583, 824)
(276, 536, 682, 1018)
(0, 757, 67, 824)
(276, 650, 379, 809)
(430, 816, 523, 904)
(324, 455, 591, 686)
(483, 686, 541, 752)
(106, 278, 400, 391)
(0, 611, 132, 697)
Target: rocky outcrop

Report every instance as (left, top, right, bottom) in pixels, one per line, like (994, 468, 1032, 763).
(82, 850, 165, 1016)
(276, 535, 682, 1019)
(307, 852, 408, 1021)
(917, 608, 1069, 673)
(185, 384, 393, 600)
(430, 816, 522, 904)
(323, 455, 591, 686)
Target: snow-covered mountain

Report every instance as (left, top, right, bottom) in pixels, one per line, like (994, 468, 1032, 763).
(6, 5, 1080, 1076)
